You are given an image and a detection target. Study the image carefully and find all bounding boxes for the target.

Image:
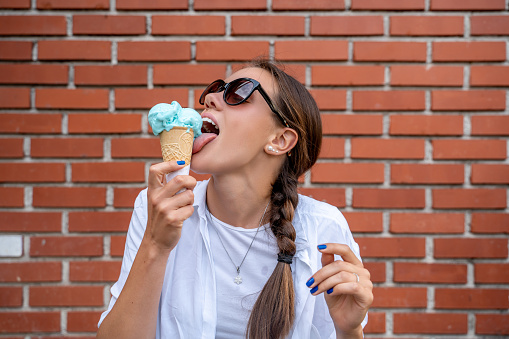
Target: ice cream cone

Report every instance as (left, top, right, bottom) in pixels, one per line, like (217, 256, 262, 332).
(159, 126, 194, 165)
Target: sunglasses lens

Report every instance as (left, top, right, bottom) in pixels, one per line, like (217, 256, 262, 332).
(225, 79, 255, 105)
(199, 80, 224, 105)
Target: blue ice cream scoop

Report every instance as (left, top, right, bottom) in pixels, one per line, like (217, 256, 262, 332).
(148, 101, 202, 139)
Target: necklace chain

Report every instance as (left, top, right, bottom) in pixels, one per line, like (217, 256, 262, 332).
(207, 202, 270, 285)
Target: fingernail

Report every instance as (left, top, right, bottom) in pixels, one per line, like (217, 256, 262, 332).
(317, 244, 327, 250)
(310, 286, 318, 294)
(306, 277, 314, 287)
(327, 288, 334, 294)
(177, 160, 185, 165)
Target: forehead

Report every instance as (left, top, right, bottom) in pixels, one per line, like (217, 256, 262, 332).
(226, 67, 277, 96)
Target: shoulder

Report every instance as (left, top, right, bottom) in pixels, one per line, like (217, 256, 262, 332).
(296, 194, 348, 228)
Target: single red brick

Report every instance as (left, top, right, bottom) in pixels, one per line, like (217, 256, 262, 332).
(433, 139, 506, 160)
(0, 88, 30, 109)
(110, 235, 127, 257)
(69, 261, 121, 282)
(29, 286, 103, 306)
(0, 16, 66, 35)
(73, 15, 146, 35)
(153, 64, 226, 85)
(0, 312, 60, 333)
(394, 262, 467, 284)
(434, 188, 507, 209)
(0, 212, 61, 232)
(471, 16, 509, 35)
(353, 188, 426, 209)
(68, 211, 131, 232)
(393, 313, 467, 334)
(68, 113, 142, 134)
(353, 91, 425, 111)
(33, 187, 106, 208)
(431, 0, 506, 10)
(111, 137, 160, 159)
(194, 0, 266, 10)
(0, 163, 65, 183)
(433, 41, 506, 62)
(0, 262, 61, 282)
(362, 262, 385, 282)
(36, 88, 109, 110)
(113, 187, 144, 208)
(391, 164, 464, 185)
(321, 114, 383, 135)
(275, 40, 348, 61)
(0, 41, 32, 60)
(117, 41, 190, 61)
(318, 137, 345, 159)
(471, 115, 509, 136)
(297, 188, 345, 207)
(75, 65, 147, 86)
(31, 137, 103, 158)
(356, 237, 426, 258)
(116, 0, 187, 10)
(471, 65, 509, 87)
(38, 40, 110, 61)
(115, 88, 188, 110)
(471, 213, 509, 234)
(351, 138, 425, 159)
(436, 288, 509, 309)
(1, 64, 68, 85)
(471, 164, 509, 184)
(390, 212, 464, 234)
(30, 236, 103, 257)
(312, 65, 384, 86)
(0, 113, 61, 134)
(391, 16, 463, 36)
(351, 0, 424, 10)
(0, 0, 30, 8)
(0, 287, 23, 307)
(273, 0, 344, 10)
(0, 138, 23, 158)
(434, 238, 508, 258)
(354, 41, 427, 62)
(311, 163, 384, 184)
(232, 15, 304, 36)
(391, 65, 463, 86)
(342, 211, 383, 233)
(196, 41, 270, 61)
(0, 187, 23, 207)
(476, 314, 509, 335)
(311, 15, 383, 36)
(72, 162, 145, 183)
(372, 287, 427, 308)
(153, 15, 224, 35)
(37, 0, 108, 9)
(390, 114, 463, 136)
(475, 263, 509, 284)
(309, 89, 347, 110)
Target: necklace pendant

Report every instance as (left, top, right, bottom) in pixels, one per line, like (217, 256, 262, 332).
(234, 274, 243, 285)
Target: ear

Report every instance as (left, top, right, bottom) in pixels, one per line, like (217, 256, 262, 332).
(265, 128, 298, 156)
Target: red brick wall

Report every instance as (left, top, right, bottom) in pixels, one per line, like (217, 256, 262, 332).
(1, 0, 508, 337)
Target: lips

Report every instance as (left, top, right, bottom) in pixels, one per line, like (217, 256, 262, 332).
(192, 113, 219, 154)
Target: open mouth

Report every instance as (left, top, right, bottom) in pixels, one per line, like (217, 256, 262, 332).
(192, 116, 219, 154)
(201, 117, 219, 135)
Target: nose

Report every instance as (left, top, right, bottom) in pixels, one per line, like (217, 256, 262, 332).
(203, 90, 224, 110)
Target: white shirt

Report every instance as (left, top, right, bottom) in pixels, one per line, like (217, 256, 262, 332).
(99, 180, 367, 338)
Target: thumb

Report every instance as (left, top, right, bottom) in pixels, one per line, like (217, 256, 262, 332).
(321, 252, 334, 267)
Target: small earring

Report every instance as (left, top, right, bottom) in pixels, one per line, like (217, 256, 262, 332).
(268, 146, 279, 153)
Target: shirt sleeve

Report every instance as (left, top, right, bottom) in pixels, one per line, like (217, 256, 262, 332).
(97, 189, 148, 328)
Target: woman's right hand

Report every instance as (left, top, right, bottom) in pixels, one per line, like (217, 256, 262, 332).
(145, 161, 197, 253)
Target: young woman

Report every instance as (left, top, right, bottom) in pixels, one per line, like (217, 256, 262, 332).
(97, 59, 373, 339)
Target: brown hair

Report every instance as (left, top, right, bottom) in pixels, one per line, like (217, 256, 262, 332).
(246, 59, 322, 339)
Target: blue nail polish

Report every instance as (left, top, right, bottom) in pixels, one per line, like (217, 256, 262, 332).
(306, 277, 314, 287)
(327, 288, 334, 294)
(177, 160, 185, 165)
(310, 286, 318, 294)
(318, 244, 327, 250)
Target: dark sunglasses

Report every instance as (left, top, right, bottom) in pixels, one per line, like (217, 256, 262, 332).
(199, 77, 289, 128)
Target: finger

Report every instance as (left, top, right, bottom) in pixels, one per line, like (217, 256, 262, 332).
(317, 243, 363, 267)
(306, 260, 362, 289)
(162, 175, 197, 196)
(325, 282, 374, 307)
(309, 270, 359, 296)
(148, 161, 186, 189)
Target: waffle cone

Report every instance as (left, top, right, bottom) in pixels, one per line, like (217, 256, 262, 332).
(159, 127, 194, 165)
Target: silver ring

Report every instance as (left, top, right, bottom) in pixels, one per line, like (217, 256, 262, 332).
(353, 272, 360, 283)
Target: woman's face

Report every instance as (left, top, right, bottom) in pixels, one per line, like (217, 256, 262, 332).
(190, 67, 281, 175)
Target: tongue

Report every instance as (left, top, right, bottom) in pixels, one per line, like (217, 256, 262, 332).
(192, 133, 217, 154)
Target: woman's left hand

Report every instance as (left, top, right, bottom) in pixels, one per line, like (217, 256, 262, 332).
(306, 243, 373, 338)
